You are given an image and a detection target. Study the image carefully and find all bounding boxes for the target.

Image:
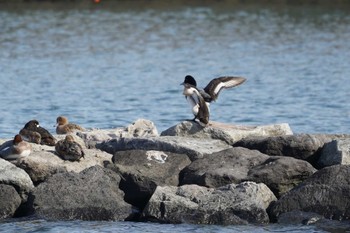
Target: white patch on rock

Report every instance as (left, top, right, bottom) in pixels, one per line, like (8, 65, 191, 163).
(146, 151, 168, 164)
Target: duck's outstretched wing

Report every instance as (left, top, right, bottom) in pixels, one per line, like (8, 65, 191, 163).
(203, 76, 246, 102)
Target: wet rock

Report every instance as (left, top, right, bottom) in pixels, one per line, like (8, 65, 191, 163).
(97, 136, 231, 161)
(269, 165, 350, 221)
(161, 121, 293, 144)
(77, 119, 159, 148)
(112, 150, 191, 209)
(233, 134, 330, 166)
(0, 184, 22, 219)
(318, 139, 350, 168)
(16, 141, 112, 184)
(33, 166, 133, 221)
(0, 158, 34, 197)
(142, 181, 276, 225)
(180, 147, 315, 197)
(277, 211, 324, 225)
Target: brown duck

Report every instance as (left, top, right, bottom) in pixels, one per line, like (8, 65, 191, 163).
(20, 120, 56, 146)
(55, 135, 85, 161)
(55, 116, 85, 134)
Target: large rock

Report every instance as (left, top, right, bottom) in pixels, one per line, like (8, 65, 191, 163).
(180, 147, 268, 187)
(16, 140, 113, 184)
(269, 165, 350, 221)
(0, 184, 22, 219)
(180, 147, 316, 198)
(97, 136, 231, 161)
(318, 139, 350, 168)
(142, 182, 276, 225)
(233, 134, 330, 166)
(77, 119, 159, 148)
(33, 166, 133, 221)
(112, 150, 191, 209)
(0, 158, 34, 197)
(246, 156, 316, 198)
(161, 121, 293, 144)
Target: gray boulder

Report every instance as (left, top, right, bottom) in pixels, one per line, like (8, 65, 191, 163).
(33, 165, 133, 221)
(0, 184, 22, 219)
(97, 136, 231, 161)
(269, 165, 350, 221)
(318, 139, 350, 168)
(77, 119, 159, 148)
(142, 181, 276, 225)
(180, 147, 268, 187)
(246, 156, 317, 198)
(180, 147, 316, 198)
(0, 158, 34, 198)
(161, 121, 293, 144)
(16, 140, 112, 184)
(233, 134, 330, 166)
(112, 150, 191, 209)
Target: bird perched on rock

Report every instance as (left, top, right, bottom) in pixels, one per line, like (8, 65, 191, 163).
(55, 116, 85, 134)
(55, 135, 85, 161)
(0, 134, 32, 161)
(181, 75, 246, 125)
(19, 120, 56, 146)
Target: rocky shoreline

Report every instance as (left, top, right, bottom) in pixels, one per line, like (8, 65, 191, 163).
(1, 119, 350, 227)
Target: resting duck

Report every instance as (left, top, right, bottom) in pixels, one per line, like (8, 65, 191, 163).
(55, 116, 85, 134)
(55, 135, 85, 161)
(0, 134, 32, 161)
(20, 120, 56, 146)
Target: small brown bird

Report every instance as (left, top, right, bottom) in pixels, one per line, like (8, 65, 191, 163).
(0, 134, 32, 161)
(55, 135, 85, 161)
(20, 120, 56, 146)
(55, 116, 85, 134)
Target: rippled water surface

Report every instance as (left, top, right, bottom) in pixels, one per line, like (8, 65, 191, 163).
(0, 218, 343, 233)
(1, 1, 350, 138)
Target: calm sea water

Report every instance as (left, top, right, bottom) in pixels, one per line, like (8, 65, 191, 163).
(1, 1, 350, 232)
(1, 1, 350, 139)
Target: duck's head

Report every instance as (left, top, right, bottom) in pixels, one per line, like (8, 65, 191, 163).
(13, 134, 23, 144)
(56, 116, 68, 126)
(181, 75, 197, 87)
(65, 135, 75, 143)
(24, 120, 40, 129)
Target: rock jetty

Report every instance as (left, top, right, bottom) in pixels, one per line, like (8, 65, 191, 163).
(1, 118, 350, 227)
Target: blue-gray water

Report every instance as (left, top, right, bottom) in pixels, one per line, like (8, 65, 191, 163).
(1, 1, 350, 139)
(0, 218, 345, 233)
(1, 1, 350, 232)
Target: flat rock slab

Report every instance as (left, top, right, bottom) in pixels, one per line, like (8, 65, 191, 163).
(33, 166, 133, 221)
(112, 149, 191, 209)
(269, 165, 350, 221)
(97, 136, 231, 161)
(142, 181, 277, 225)
(16, 141, 112, 184)
(233, 134, 331, 167)
(161, 121, 293, 144)
(77, 119, 159, 148)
